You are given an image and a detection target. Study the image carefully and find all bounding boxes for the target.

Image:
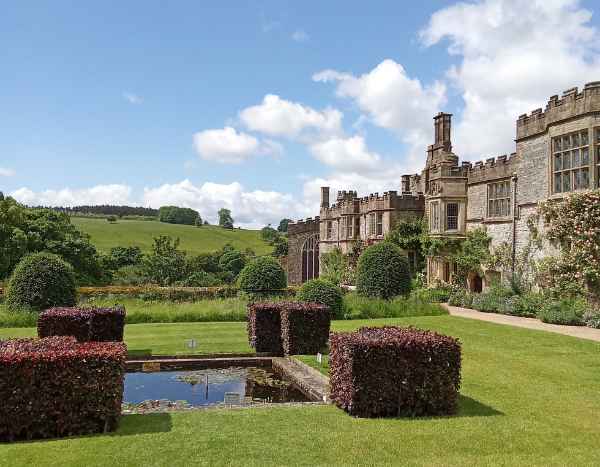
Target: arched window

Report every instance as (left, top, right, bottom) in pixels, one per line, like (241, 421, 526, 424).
(301, 235, 320, 282)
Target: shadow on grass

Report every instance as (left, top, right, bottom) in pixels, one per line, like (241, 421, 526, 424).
(1, 413, 173, 445)
(456, 394, 503, 418)
(112, 413, 173, 437)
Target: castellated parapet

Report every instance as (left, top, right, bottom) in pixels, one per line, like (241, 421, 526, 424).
(516, 81, 600, 140)
(467, 153, 518, 185)
(288, 216, 321, 235)
(320, 190, 424, 220)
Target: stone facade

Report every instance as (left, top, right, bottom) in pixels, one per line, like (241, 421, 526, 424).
(287, 81, 600, 288)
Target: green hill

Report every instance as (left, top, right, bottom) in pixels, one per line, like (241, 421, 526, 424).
(71, 217, 272, 256)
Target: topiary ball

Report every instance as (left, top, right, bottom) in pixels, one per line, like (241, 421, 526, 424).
(6, 252, 77, 312)
(297, 279, 344, 319)
(238, 256, 287, 293)
(356, 242, 411, 299)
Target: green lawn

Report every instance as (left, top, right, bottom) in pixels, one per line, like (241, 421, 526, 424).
(1, 316, 600, 466)
(71, 217, 273, 255)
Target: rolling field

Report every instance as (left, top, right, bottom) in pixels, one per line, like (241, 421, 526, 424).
(71, 217, 272, 255)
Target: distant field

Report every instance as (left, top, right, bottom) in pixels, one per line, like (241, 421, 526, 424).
(71, 217, 272, 255)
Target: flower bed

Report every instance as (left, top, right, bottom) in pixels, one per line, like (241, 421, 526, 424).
(0, 336, 126, 441)
(329, 326, 461, 418)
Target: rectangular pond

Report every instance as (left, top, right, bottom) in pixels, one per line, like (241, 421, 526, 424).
(124, 365, 312, 410)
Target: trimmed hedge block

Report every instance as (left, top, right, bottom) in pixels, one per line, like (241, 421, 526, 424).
(38, 306, 126, 342)
(330, 326, 461, 418)
(0, 336, 126, 441)
(280, 302, 331, 355)
(247, 303, 283, 355)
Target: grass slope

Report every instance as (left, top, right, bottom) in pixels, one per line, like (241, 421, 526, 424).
(2, 317, 600, 466)
(71, 217, 272, 255)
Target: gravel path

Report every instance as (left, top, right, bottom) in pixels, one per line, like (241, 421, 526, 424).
(443, 304, 600, 343)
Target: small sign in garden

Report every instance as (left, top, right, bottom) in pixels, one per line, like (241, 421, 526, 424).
(186, 339, 198, 350)
(224, 392, 242, 405)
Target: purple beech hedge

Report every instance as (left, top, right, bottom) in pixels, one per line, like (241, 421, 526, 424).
(247, 302, 331, 356)
(0, 336, 126, 442)
(330, 326, 462, 418)
(280, 302, 330, 355)
(38, 306, 126, 342)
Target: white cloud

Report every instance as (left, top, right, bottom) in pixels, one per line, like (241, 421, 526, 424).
(0, 167, 15, 177)
(309, 136, 382, 172)
(143, 179, 312, 228)
(123, 92, 143, 105)
(292, 29, 310, 42)
(11, 184, 133, 207)
(313, 59, 447, 161)
(192, 126, 281, 164)
(420, 0, 600, 159)
(239, 94, 343, 141)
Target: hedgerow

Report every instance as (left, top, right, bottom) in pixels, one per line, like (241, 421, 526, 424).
(247, 302, 283, 355)
(38, 306, 126, 342)
(329, 326, 461, 418)
(0, 336, 126, 441)
(280, 302, 330, 355)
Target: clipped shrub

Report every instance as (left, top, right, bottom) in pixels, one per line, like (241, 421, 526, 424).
(246, 302, 283, 355)
(238, 256, 287, 294)
(38, 306, 126, 342)
(537, 299, 586, 326)
(329, 326, 461, 418)
(356, 242, 411, 299)
(0, 336, 126, 441)
(297, 279, 344, 319)
(280, 302, 331, 355)
(6, 252, 77, 312)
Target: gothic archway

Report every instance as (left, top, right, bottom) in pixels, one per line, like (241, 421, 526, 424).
(301, 235, 320, 282)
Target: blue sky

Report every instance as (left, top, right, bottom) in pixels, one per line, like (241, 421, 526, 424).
(2, 1, 600, 226)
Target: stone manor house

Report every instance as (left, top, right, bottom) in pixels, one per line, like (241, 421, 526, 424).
(286, 81, 600, 290)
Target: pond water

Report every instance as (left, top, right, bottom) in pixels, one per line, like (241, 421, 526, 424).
(124, 366, 311, 407)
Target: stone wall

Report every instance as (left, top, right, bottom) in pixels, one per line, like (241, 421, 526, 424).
(286, 218, 320, 285)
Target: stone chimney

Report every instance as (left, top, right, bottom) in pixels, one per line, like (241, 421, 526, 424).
(433, 112, 452, 151)
(320, 187, 330, 208)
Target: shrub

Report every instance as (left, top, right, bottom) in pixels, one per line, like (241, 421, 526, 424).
(448, 288, 473, 308)
(329, 326, 461, 418)
(297, 279, 343, 319)
(356, 242, 411, 299)
(111, 264, 148, 286)
(238, 256, 287, 294)
(218, 250, 246, 277)
(6, 252, 77, 312)
(0, 336, 126, 441)
(181, 271, 222, 287)
(246, 302, 283, 355)
(537, 299, 586, 326)
(583, 307, 600, 329)
(280, 302, 330, 355)
(411, 286, 452, 304)
(510, 292, 543, 318)
(38, 306, 126, 342)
